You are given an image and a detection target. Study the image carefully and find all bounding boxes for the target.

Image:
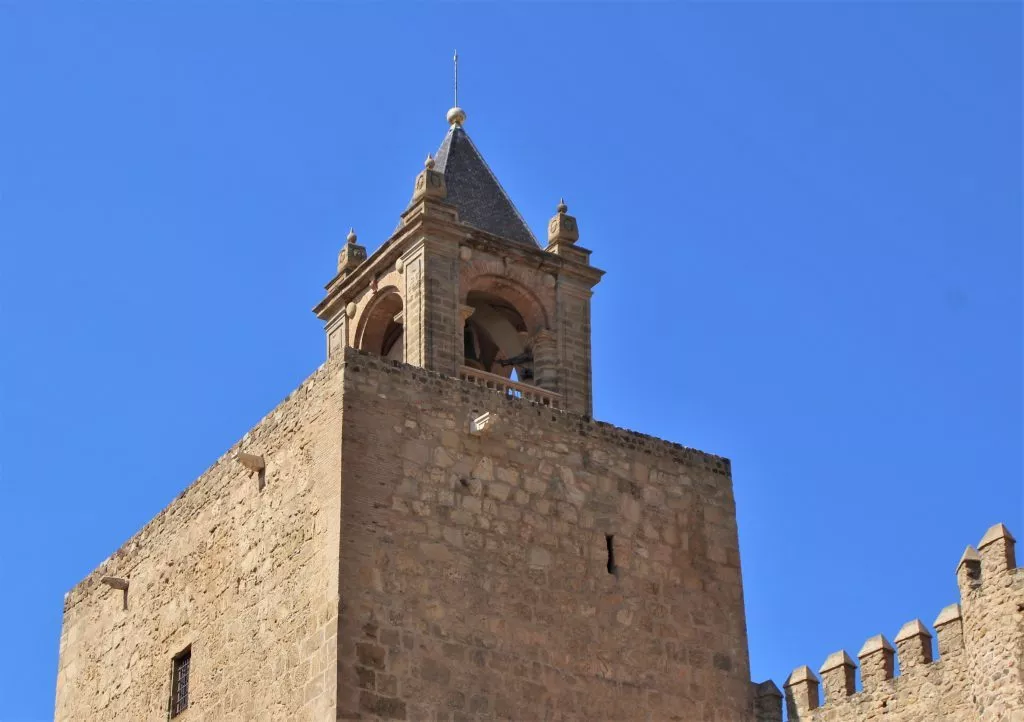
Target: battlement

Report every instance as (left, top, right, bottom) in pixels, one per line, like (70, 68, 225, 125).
(754, 523, 1024, 721)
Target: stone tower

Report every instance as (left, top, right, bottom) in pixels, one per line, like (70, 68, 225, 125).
(54, 107, 753, 721)
(313, 107, 603, 417)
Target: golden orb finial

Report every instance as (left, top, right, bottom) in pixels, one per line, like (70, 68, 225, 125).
(447, 107, 466, 126)
(346, 227, 357, 244)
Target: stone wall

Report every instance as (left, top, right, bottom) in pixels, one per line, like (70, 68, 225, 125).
(54, 361, 344, 722)
(335, 348, 751, 721)
(755, 524, 1024, 722)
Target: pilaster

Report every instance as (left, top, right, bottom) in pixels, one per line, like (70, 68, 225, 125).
(401, 235, 462, 376)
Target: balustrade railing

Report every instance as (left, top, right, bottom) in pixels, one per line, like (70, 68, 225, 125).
(458, 366, 561, 409)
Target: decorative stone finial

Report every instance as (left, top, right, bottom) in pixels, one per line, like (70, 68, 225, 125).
(411, 149, 448, 205)
(337, 229, 367, 276)
(547, 198, 579, 247)
(447, 107, 466, 126)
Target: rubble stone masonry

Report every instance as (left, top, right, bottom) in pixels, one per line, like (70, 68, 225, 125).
(55, 347, 752, 721)
(336, 350, 750, 721)
(756, 523, 1024, 722)
(55, 362, 344, 722)
(55, 341, 1023, 721)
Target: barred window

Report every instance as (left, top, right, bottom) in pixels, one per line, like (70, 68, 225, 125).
(170, 646, 191, 718)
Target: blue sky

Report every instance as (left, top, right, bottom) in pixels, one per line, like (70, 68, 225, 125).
(0, 3, 1020, 719)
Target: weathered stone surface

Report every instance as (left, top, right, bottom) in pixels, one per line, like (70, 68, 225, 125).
(763, 527, 1024, 722)
(55, 360, 344, 721)
(56, 349, 750, 721)
(337, 350, 749, 721)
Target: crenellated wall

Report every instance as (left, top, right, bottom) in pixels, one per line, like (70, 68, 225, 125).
(753, 523, 1024, 721)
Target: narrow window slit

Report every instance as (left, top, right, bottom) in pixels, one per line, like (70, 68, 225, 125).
(169, 646, 191, 718)
(606, 534, 618, 576)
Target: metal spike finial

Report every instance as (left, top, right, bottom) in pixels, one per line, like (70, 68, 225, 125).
(346, 228, 357, 244)
(424, 154, 435, 170)
(557, 198, 568, 214)
(447, 51, 466, 127)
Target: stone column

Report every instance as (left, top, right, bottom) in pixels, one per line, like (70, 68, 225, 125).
(402, 240, 461, 375)
(545, 200, 602, 417)
(554, 276, 595, 416)
(531, 328, 559, 393)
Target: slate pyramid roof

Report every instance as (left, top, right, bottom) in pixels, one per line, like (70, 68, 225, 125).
(431, 124, 539, 247)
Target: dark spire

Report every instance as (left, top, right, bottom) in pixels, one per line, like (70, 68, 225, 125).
(432, 119, 538, 247)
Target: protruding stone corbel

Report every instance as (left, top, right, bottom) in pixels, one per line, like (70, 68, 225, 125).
(894, 619, 933, 668)
(235, 452, 267, 490)
(818, 650, 856, 702)
(101, 576, 129, 610)
(469, 411, 497, 435)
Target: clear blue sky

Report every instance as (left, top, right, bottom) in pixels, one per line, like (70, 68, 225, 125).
(1, 3, 1020, 719)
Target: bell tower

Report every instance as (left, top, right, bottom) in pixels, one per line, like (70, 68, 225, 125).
(313, 106, 603, 416)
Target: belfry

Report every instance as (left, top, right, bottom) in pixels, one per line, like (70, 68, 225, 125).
(314, 105, 603, 416)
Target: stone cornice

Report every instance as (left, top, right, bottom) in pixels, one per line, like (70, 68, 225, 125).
(314, 210, 603, 322)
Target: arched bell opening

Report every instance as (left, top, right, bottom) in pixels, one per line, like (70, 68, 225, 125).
(356, 290, 404, 362)
(462, 289, 536, 384)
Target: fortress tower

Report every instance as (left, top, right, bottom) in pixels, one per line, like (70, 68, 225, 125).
(54, 107, 752, 720)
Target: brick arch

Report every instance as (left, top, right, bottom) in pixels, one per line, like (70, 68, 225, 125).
(460, 263, 551, 334)
(354, 287, 404, 358)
